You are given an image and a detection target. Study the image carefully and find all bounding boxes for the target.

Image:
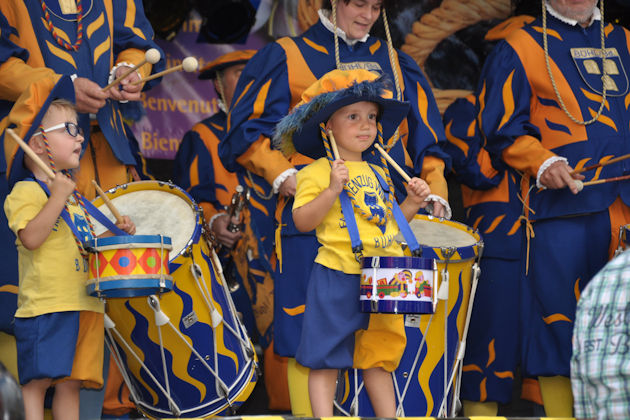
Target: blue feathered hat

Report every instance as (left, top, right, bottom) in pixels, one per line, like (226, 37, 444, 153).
(273, 69, 409, 160)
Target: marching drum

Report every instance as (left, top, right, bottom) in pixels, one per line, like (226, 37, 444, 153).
(86, 234, 173, 298)
(360, 256, 437, 314)
(92, 181, 258, 418)
(335, 215, 482, 417)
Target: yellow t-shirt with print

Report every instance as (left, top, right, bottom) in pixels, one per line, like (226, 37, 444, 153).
(294, 157, 405, 274)
(4, 180, 104, 317)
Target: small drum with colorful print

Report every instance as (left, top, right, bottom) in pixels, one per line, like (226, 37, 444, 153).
(336, 215, 482, 417)
(86, 235, 173, 298)
(360, 256, 437, 313)
(92, 181, 258, 418)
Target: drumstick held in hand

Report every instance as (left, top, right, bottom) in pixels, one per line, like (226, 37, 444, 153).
(6, 128, 55, 180)
(102, 48, 161, 92)
(92, 180, 124, 224)
(327, 130, 341, 160)
(131, 57, 198, 86)
(574, 174, 630, 192)
(374, 143, 411, 182)
(571, 153, 630, 175)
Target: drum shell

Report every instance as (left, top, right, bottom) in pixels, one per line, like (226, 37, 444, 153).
(86, 235, 173, 298)
(92, 181, 257, 418)
(336, 215, 481, 416)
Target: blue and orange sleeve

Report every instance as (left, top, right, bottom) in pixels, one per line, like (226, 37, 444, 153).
(477, 41, 555, 178)
(220, 43, 294, 184)
(111, 0, 165, 87)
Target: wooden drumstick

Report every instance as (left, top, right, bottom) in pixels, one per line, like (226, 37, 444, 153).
(374, 143, 411, 182)
(571, 153, 630, 175)
(131, 57, 198, 86)
(574, 174, 630, 192)
(6, 128, 55, 180)
(327, 130, 341, 160)
(102, 48, 161, 92)
(92, 180, 123, 224)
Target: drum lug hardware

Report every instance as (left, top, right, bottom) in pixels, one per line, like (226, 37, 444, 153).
(245, 347, 255, 359)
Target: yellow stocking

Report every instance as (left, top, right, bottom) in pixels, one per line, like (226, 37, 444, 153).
(287, 358, 313, 417)
(462, 400, 498, 416)
(539, 375, 573, 417)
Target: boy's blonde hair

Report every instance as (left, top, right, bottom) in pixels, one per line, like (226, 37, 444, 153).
(42, 98, 78, 125)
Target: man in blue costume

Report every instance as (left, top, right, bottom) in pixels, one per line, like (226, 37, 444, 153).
(220, 0, 450, 415)
(477, 0, 630, 415)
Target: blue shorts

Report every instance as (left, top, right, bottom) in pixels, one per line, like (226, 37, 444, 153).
(296, 263, 369, 370)
(15, 311, 104, 387)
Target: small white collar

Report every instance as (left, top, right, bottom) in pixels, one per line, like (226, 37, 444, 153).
(318, 9, 369, 46)
(218, 99, 227, 114)
(546, 1, 601, 27)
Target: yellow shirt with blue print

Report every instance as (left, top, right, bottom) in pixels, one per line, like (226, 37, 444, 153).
(294, 157, 404, 275)
(5, 181, 104, 318)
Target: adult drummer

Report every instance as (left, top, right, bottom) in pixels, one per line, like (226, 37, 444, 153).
(0, 0, 164, 417)
(220, 0, 451, 415)
(476, 0, 630, 415)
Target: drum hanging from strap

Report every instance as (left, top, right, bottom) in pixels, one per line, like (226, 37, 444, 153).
(92, 181, 258, 418)
(335, 215, 482, 417)
(86, 235, 173, 298)
(360, 256, 437, 314)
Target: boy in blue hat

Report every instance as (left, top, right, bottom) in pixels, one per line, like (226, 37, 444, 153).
(2, 76, 135, 420)
(274, 68, 431, 416)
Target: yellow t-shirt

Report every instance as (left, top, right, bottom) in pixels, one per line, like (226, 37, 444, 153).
(4, 181, 104, 317)
(294, 158, 404, 274)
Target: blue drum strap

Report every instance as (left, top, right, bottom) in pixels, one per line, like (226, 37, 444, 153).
(339, 190, 363, 256)
(34, 179, 127, 238)
(370, 166, 422, 257)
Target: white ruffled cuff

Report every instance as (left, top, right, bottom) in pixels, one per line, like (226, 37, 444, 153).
(108, 62, 140, 103)
(424, 194, 452, 220)
(536, 156, 567, 189)
(208, 211, 227, 232)
(272, 168, 298, 194)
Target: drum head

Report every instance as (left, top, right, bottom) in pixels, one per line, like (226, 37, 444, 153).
(399, 217, 478, 248)
(92, 182, 198, 258)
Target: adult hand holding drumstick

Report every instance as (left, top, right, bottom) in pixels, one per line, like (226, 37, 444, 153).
(92, 180, 136, 235)
(102, 48, 162, 103)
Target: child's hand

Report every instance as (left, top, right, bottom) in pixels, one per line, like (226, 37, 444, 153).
(406, 177, 431, 208)
(116, 215, 136, 235)
(48, 173, 76, 202)
(329, 159, 349, 194)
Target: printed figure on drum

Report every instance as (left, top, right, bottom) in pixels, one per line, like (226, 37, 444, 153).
(274, 68, 432, 417)
(2, 77, 136, 420)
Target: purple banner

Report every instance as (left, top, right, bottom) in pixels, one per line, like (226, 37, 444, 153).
(132, 11, 271, 159)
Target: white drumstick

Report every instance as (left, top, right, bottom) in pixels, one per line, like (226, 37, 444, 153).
(102, 48, 161, 91)
(131, 57, 198, 86)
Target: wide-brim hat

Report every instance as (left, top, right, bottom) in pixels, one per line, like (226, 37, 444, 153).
(198, 49, 257, 80)
(273, 69, 409, 160)
(2, 75, 75, 187)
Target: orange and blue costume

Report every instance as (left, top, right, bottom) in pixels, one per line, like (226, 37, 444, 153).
(478, 8, 630, 382)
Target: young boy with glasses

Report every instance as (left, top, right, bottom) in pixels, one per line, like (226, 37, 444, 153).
(3, 76, 135, 420)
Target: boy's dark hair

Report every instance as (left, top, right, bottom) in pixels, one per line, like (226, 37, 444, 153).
(321, 0, 393, 11)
